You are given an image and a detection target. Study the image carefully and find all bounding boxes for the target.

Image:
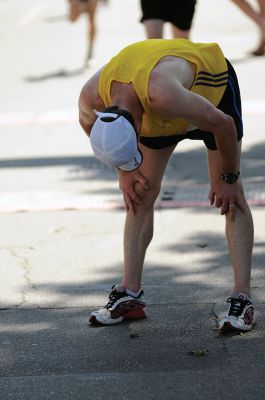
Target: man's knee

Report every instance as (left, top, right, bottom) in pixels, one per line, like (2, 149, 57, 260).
(226, 197, 249, 223)
(226, 205, 238, 223)
(134, 181, 161, 208)
(69, 2, 80, 21)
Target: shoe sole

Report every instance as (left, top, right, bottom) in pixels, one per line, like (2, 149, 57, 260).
(219, 321, 252, 333)
(89, 307, 146, 326)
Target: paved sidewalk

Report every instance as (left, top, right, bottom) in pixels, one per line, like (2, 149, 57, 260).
(0, 0, 265, 399)
(1, 206, 265, 400)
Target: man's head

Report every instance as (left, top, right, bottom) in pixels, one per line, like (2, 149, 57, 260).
(90, 106, 143, 172)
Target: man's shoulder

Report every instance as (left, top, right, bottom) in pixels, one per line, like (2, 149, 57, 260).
(78, 69, 106, 134)
(148, 57, 195, 108)
(79, 66, 106, 107)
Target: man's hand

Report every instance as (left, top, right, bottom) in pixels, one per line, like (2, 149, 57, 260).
(118, 169, 149, 214)
(209, 179, 246, 215)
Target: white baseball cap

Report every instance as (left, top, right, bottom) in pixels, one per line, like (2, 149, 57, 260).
(90, 110, 143, 172)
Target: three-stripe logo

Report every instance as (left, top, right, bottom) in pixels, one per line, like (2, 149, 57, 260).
(194, 70, 228, 87)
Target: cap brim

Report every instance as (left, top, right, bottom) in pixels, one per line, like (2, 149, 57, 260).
(94, 110, 119, 119)
(118, 149, 143, 172)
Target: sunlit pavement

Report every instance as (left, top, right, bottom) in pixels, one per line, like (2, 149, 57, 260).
(0, 1, 265, 399)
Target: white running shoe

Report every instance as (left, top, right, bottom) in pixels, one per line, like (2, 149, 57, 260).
(219, 292, 254, 333)
(89, 285, 146, 326)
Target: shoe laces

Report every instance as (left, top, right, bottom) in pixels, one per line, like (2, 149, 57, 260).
(227, 297, 248, 317)
(105, 285, 126, 309)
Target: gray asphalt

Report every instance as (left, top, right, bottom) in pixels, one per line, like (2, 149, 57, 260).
(0, 0, 265, 399)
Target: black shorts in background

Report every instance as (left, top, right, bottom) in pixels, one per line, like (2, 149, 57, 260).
(140, 0, 197, 31)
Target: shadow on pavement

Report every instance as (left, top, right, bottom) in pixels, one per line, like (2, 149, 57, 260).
(0, 214, 264, 385)
(1, 141, 265, 186)
(0, 156, 104, 169)
(44, 15, 68, 23)
(24, 67, 87, 82)
(1, 229, 264, 307)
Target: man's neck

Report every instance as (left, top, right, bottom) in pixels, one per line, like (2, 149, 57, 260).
(110, 83, 143, 133)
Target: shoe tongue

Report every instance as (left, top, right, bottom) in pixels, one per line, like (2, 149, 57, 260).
(113, 285, 126, 293)
(231, 292, 249, 301)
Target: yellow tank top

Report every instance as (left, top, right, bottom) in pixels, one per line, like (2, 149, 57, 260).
(99, 39, 228, 137)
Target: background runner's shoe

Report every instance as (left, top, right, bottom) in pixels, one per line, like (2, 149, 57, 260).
(89, 285, 146, 325)
(219, 292, 254, 333)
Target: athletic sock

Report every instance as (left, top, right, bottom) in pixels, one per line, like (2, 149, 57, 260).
(125, 288, 141, 297)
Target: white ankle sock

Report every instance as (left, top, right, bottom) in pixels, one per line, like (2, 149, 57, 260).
(126, 288, 141, 297)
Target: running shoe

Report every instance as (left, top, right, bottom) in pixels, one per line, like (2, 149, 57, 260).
(89, 285, 146, 325)
(219, 292, 254, 333)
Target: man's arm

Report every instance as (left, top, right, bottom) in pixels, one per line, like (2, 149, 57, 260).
(151, 80, 246, 214)
(151, 80, 239, 174)
(78, 67, 105, 136)
(78, 85, 97, 136)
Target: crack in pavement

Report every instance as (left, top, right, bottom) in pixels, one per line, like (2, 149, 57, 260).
(7, 248, 39, 308)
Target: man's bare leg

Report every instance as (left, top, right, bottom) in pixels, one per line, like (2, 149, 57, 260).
(85, 0, 98, 63)
(122, 144, 176, 292)
(68, 0, 82, 21)
(171, 25, 190, 39)
(257, 0, 265, 16)
(143, 19, 164, 38)
(231, 0, 265, 54)
(207, 142, 254, 296)
(89, 144, 175, 325)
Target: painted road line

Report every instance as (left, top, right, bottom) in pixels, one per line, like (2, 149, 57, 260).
(0, 184, 264, 213)
(0, 192, 123, 213)
(0, 110, 78, 126)
(18, 3, 46, 27)
(0, 99, 264, 127)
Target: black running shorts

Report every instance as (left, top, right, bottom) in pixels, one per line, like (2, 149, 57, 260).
(140, 59, 243, 151)
(140, 0, 197, 31)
